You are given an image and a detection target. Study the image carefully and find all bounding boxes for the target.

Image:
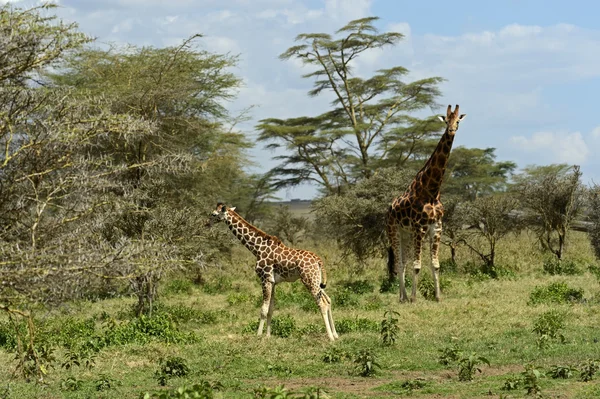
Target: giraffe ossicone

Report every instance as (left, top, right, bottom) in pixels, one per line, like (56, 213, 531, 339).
(208, 203, 338, 341)
(386, 104, 466, 303)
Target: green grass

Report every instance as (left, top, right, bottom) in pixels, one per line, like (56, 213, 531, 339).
(1, 232, 599, 398)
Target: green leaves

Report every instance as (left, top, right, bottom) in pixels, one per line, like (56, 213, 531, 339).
(261, 17, 444, 190)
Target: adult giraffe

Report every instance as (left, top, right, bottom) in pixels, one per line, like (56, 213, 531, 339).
(386, 104, 466, 302)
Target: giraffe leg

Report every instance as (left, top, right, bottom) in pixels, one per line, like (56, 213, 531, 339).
(399, 230, 411, 302)
(304, 278, 335, 341)
(257, 279, 273, 337)
(265, 283, 276, 336)
(321, 290, 338, 339)
(411, 230, 425, 302)
(386, 218, 401, 281)
(429, 221, 443, 302)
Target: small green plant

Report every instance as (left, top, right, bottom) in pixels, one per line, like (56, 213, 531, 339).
(227, 292, 252, 306)
(542, 258, 582, 276)
(154, 357, 190, 386)
(335, 317, 379, 334)
(322, 347, 346, 363)
(579, 359, 599, 382)
(353, 349, 381, 377)
(380, 310, 400, 346)
(341, 280, 374, 295)
(528, 282, 584, 305)
(400, 379, 427, 391)
(333, 289, 360, 308)
(267, 364, 293, 375)
(143, 381, 221, 399)
(501, 376, 522, 391)
(94, 374, 118, 391)
(457, 353, 490, 381)
(60, 376, 83, 392)
(532, 310, 566, 348)
(438, 344, 462, 366)
(61, 349, 96, 371)
(549, 365, 575, 379)
(521, 365, 543, 396)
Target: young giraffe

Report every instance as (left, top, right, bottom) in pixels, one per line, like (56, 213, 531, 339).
(386, 104, 466, 302)
(208, 203, 338, 341)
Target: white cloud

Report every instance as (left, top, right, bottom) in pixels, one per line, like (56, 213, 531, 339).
(592, 126, 600, 139)
(510, 131, 590, 164)
(324, 0, 372, 21)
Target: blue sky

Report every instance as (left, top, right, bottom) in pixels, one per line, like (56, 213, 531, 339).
(4, 0, 599, 199)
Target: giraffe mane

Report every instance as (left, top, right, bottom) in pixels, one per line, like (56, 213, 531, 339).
(228, 208, 283, 245)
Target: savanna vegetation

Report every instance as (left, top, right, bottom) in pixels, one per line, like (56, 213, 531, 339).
(1, 5, 599, 399)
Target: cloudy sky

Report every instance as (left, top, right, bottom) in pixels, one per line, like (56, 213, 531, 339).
(5, 0, 600, 199)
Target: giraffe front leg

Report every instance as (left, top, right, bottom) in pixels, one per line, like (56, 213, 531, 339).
(430, 221, 443, 302)
(399, 231, 410, 302)
(411, 230, 425, 303)
(265, 283, 276, 336)
(257, 279, 273, 337)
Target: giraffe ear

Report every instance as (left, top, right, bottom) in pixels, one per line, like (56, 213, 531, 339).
(437, 116, 446, 122)
(230, 207, 236, 211)
(459, 114, 467, 121)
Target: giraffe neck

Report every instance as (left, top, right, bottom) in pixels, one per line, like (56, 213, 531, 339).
(224, 210, 279, 256)
(412, 128, 455, 200)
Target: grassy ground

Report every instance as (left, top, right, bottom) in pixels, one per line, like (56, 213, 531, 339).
(1, 232, 599, 398)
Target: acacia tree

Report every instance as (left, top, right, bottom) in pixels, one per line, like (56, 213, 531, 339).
(459, 194, 521, 274)
(443, 147, 516, 201)
(515, 165, 583, 260)
(257, 17, 443, 194)
(49, 37, 250, 315)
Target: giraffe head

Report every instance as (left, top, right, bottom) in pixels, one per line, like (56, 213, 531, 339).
(437, 104, 466, 136)
(207, 203, 236, 226)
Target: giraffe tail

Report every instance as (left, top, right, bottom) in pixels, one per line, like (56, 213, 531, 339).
(387, 247, 395, 279)
(319, 261, 327, 289)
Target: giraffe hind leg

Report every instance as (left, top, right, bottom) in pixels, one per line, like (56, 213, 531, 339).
(304, 278, 336, 341)
(321, 290, 338, 339)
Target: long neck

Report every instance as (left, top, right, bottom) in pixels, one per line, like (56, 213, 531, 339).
(413, 128, 455, 200)
(224, 210, 276, 256)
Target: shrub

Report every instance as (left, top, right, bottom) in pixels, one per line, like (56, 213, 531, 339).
(457, 353, 490, 381)
(549, 365, 575, 379)
(532, 310, 566, 348)
(333, 289, 360, 308)
(380, 310, 400, 346)
(164, 279, 194, 295)
(155, 357, 190, 386)
(521, 365, 544, 396)
(341, 280, 375, 295)
(438, 344, 461, 367)
(353, 349, 381, 377)
(528, 282, 584, 305)
(542, 258, 582, 276)
(335, 318, 379, 334)
(202, 276, 233, 294)
(322, 347, 347, 364)
(579, 359, 599, 382)
(142, 381, 221, 399)
(501, 376, 522, 391)
(226, 292, 252, 306)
